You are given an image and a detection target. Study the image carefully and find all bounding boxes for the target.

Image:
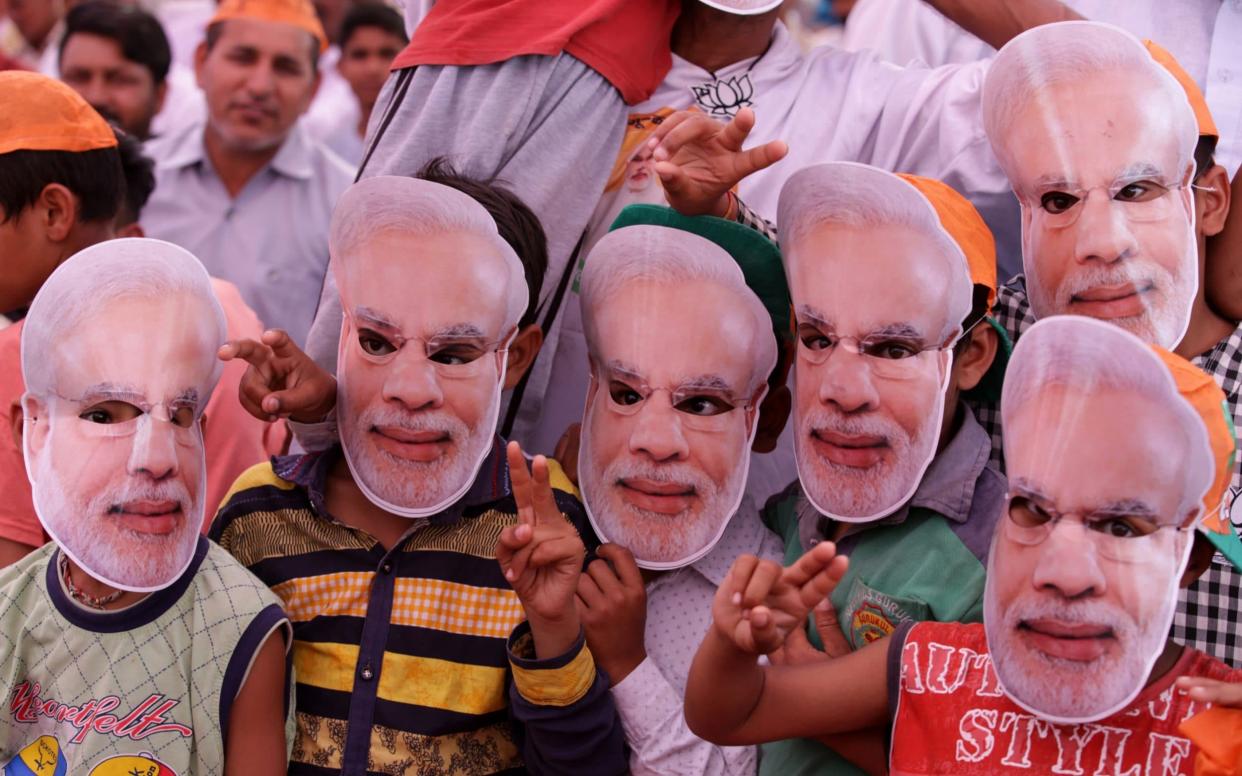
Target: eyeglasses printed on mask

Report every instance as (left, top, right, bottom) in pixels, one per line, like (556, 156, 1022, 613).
(1024, 172, 1190, 229)
(592, 368, 757, 433)
(353, 322, 511, 379)
(795, 319, 953, 381)
(42, 391, 201, 447)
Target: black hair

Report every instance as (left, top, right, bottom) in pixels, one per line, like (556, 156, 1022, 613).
(415, 157, 547, 330)
(0, 145, 124, 225)
(112, 125, 155, 227)
(339, 2, 408, 51)
(1193, 135, 1218, 182)
(204, 20, 321, 71)
(60, 0, 172, 85)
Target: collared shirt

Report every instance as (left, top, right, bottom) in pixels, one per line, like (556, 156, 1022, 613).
(142, 120, 355, 345)
(974, 277, 1242, 667)
(210, 439, 627, 776)
(610, 500, 783, 776)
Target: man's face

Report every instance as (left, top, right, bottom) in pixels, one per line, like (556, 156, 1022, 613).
(196, 19, 318, 153)
(1003, 72, 1197, 347)
(26, 294, 215, 590)
(336, 229, 511, 513)
(625, 145, 655, 193)
(986, 385, 1194, 721)
(60, 32, 164, 140)
(580, 280, 762, 566)
(9, 0, 63, 49)
(790, 223, 955, 520)
(337, 26, 403, 110)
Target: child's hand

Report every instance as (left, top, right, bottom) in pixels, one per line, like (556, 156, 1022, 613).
(218, 329, 337, 424)
(1178, 676, 1242, 708)
(497, 441, 585, 659)
(712, 542, 849, 655)
(647, 107, 788, 217)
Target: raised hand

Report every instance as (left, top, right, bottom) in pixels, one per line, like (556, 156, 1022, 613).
(712, 542, 849, 656)
(218, 329, 337, 423)
(770, 597, 854, 667)
(497, 441, 586, 659)
(647, 107, 788, 217)
(576, 544, 648, 684)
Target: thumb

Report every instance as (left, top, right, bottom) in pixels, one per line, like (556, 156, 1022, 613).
(813, 598, 852, 658)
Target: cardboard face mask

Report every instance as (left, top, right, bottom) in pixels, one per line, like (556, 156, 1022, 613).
(331, 178, 526, 519)
(577, 225, 776, 569)
(20, 239, 223, 593)
(778, 163, 973, 523)
(982, 22, 1200, 349)
(984, 316, 1212, 723)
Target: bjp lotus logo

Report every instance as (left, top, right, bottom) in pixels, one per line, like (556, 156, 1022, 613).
(4, 736, 67, 776)
(691, 74, 755, 117)
(88, 754, 177, 776)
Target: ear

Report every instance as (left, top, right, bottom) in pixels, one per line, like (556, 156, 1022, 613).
(194, 40, 209, 89)
(1180, 531, 1216, 588)
(154, 80, 169, 116)
(952, 323, 999, 393)
(752, 383, 790, 453)
(38, 184, 80, 244)
(18, 395, 49, 460)
(1196, 164, 1231, 239)
(503, 325, 543, 390)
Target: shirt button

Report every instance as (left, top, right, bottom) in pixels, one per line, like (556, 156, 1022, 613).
(360, 664, 374, 681)
(809, 538, 820, 547)
(381, 562, 393, 574)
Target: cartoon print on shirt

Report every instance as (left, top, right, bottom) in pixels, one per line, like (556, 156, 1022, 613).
(3, 736, 67, 776)
(88, 753, 177, 776)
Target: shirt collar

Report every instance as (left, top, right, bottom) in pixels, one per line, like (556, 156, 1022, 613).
(797, 404, 993, 545)
(156, 119, 317, 181)
(273, 436, 512, 524)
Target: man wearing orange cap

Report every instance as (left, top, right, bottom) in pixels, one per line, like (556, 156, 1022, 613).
(977, 26, 1242, 669)
(141, 0, 353, 347)
(0, 72, 285, 569)
(682, 316, 1242, 776)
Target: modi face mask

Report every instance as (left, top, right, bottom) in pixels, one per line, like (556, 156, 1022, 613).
(982, 22, 1201, 349)
(984, 316, 1216, 723)
(577, 225, 776, 569)
(331, 177, 526, 518)
(777, 163, 974, 523)
(20, 239, 224, 593)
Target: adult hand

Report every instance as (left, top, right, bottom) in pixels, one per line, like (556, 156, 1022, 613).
(218, 329, 337, 423)
(647, 107, 788, 217)
(576, 544, 648, 684)
(497, 441, 585, 659)
(711, 542, 849, 655)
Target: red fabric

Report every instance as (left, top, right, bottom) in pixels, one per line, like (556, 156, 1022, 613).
(891, 621, 1242, 776)
(390, 0, 679, 105)
(0, 279, 287, 551)
(0, 53, 28, 72)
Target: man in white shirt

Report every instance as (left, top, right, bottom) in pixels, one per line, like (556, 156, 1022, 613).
(142, 0, 353, 346)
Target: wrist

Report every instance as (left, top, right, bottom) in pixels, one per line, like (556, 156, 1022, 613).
(528, 611, 581, 660)
(601, 648, 646, 686)
(712, 191, 735, 219)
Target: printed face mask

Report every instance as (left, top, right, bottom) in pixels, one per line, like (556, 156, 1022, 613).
(985, 23, 1200, 349)
(23, 289, 217, 593)
(577, 231, 775, 570)
(984, 316, 1210, 723)
(335, 228, 515, 518)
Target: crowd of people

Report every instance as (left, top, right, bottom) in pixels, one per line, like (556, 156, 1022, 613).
(1, 0, 1242, 774)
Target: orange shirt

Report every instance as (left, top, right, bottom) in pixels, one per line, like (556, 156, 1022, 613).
(391, 0, 679, 105)
(0, 279, 286, 549)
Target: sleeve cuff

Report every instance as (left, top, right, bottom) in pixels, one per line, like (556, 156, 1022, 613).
(609, 657, 669, 739)
(507, 621, 597, 708)
(287, 409, 339, 453)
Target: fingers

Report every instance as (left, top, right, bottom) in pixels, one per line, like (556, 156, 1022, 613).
(529, 454, 559, 526)
(726, 554, 761, 606)
(747, 605, 784, 654)
(1177, 676, 1242, 706)
(497, 522, 534, 582)
(645, 109, 696, 149)
(733, 139, 788, 179)
(782, 541, 839, 589)
(218, 338, 272, 371)
(652, 114, 721, 162)
(527, 534, 585, 570)
(720, 107, 756, 151)
(654, 160, 692, 195)
(260, 329, 299, 359)
(741, 560, 782, 610)
(796, 553, 850, 612)
(506, 441, 536, 526)
(586, 556, 623, 598)
(265, 376, 334, 419)
(577, 570, 605, 608)
(813, 598, 853, 658)
(596, 544, 643, 588)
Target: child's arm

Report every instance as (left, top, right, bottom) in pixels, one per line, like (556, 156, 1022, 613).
(685, 545, 891, 746)
(224, 629, 288, 775)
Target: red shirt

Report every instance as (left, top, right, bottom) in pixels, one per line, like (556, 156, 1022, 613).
(0, 279, 286, 549)
(391, 0, 680, 105)
(889, 621, 1242, 776)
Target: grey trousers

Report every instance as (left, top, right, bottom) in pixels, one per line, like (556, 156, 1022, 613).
(302, 52, 626, 452)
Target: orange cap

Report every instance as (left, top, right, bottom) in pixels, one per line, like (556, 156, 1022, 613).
(0, 71, 117, 155)
(1152, 347, 1236, 541)
(209, 0, 328, 54)
(897, 174, 997, 311)
(1144, 40, 1218, 140)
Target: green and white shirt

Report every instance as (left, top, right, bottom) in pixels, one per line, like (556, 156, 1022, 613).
(0, 538, 291, 776)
